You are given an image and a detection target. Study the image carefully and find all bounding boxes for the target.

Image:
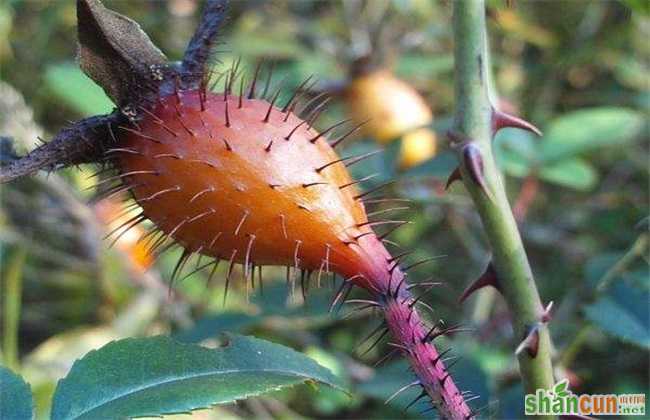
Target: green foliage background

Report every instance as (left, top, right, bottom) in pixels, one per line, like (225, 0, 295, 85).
(1, 0, 648, 418)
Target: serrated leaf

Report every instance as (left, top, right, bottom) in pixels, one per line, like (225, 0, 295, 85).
(538, 157, 598, 190)
(540, 108, 644, 162)
(584, 283, 650, 349)
(51, 335, 346, 420)
(45, 63, 114, 116)
(0, 366, 34, 420)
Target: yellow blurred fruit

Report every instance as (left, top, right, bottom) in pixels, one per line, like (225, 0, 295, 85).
(345, 69, 436, 168)
(399, 128, 437, 169)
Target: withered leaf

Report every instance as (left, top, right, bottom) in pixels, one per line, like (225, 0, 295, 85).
(77, 0, 167, 107)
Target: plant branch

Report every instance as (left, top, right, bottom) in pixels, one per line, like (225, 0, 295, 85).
(0, 113, 123, 184)
(181, 0, 229, 88)
(451, 0, 555, 406)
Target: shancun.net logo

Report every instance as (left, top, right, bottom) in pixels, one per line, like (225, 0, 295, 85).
(525, 379, 646, 416)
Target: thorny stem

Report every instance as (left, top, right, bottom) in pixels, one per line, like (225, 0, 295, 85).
(379, 281, 473, 420)
(452, 0, 555, 409)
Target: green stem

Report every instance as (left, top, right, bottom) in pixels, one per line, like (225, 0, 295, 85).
(2, 247, 27, 372)
(452, 0, 555, 409)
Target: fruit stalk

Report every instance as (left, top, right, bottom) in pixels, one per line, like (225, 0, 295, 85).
(451, 0, 555, 402)
(376, 269, 473, 419)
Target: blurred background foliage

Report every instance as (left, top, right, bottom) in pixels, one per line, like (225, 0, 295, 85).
(0, 0, 648, 418)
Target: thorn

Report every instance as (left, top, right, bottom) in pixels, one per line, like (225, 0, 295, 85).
(408, 284, 437, 308)
(366, 206, 410, 218)
(492, 107, 542, 137)
(345, 149, 383, 168)
(357, 220, 408, 229)
(208, 231, 223, 249)
(445, 166, 463, 190)
(406, 282, 444, 291)
(306, 97, 332, 129)
(285, 119, 308, 141)
(189, 186, 215, 203)
(315, 150, 382, 173)
(234, 210, 249, 235)
(404, 390, 427, 412)
(139, 186, 181, 202)
(439, 372, 451, 387)
(461, 143, 492, 199)
(378, 221, 411, 240)
(118, 126, 162, 143)
(423, 323, 473, 343)
(169, 248, 192, 293)
(223, 248, 238, 306)
(385, 381, 420, 405)
(330, 119, 370, 148)
(299, 91, 328, 117)
(223, 138, 232, 151)
(293, 240, 302, 270)
(388, 251, 414, 264)
(302, 181, 328, 188)
(264, 140, 273, 152)
(247, 60, 263, 99)
(403, 256, 445, 272)
(445, 356, 461, 371)
(329, 276, 360, 312)
(458, 262, 500, 303)
(515, 323, 541, 358)
(244, 234, 256, 279)
(238, 75, 245, 108)
(282, 75, 314, 113)
(354, 180, 397, 201)
(541, 301, 554, 323)
(374, 348, 399, 367)
(359, 326, 389, 356)
(432, 348, 453, 366)
(353, 231, 375, 241)
(263, 87, 282, 122)
(205, 259, 221, 287)
(279, 214, 288, 239)
(339, 174, 379, 190)
(224, 100, 230, 127)
(344, 299, 380, 307)
(309, 119, 351, 144)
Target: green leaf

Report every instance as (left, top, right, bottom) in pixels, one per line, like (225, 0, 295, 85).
(538, 158, 598, 190)
(51, 335, 346, 420)
(493, 130, 537, 178)
(540, 108, 644, 162)
(44, 63, 114, 116)
(584, 283, 650, 349)
(0, 366, 34, 420)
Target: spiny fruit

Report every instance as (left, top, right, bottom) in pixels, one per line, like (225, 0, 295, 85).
(107, 79, 472, 419)
(344, 69, 437, 169)
(113, 88, 395, 292)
